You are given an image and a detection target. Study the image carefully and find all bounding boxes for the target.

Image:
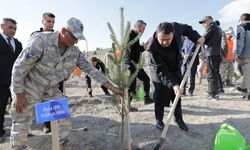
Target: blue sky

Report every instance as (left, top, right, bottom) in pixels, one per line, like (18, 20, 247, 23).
(0, 0, 250, 51)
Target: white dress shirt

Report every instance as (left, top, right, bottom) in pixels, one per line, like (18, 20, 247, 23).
(1, 32, 15, 52)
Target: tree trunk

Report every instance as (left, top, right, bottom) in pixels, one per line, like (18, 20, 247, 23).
(120, 89, 131, 150)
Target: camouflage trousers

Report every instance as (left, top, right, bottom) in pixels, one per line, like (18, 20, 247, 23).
(10, 94, 71, 150)
(219, 60, 234, 82)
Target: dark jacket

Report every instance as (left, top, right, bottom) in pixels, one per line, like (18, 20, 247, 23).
(124, 30, 145, 65)
(0, 34, 22, 87)
(148, 22, 200, 106)
(148, 34, 182, 88)
(148, 22, 201, 88)
(203, 22, 222, 56)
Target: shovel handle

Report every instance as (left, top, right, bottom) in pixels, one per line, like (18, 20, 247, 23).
(153, 44, 201, 150)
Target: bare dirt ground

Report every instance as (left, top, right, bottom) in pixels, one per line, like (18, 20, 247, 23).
(1, 76, 250, 150)
(1, 50, 250, 150)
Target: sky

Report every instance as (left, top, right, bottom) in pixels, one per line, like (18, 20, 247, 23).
(0, 0, 250, 51)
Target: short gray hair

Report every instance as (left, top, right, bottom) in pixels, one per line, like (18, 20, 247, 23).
(134, 20, 146, 28)
(42, 12, 55, 20)
(2, 18, 17, 24)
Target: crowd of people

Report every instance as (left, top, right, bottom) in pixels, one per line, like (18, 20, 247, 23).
(0, 11, 250, 149)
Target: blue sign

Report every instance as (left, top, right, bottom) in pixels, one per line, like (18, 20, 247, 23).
(35, 98, 71, 123)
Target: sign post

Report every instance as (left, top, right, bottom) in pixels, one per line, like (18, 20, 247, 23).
(51, 120, 60, 150)
(35, 98, 70, 150)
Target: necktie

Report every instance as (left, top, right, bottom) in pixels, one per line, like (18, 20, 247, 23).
(7, 37, 14, 53)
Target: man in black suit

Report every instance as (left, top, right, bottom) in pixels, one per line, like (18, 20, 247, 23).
(124, 20, 153, 112)
(147, 22, 204, 131)
(0, 18, 22, 141)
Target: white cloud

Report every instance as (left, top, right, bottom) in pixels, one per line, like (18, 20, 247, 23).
(219, 0, 250, 29)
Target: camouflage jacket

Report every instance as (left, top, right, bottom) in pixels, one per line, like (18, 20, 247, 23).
(11, 31, 108, 99)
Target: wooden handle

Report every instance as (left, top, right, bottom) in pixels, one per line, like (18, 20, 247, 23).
(160, 44, 201, 139)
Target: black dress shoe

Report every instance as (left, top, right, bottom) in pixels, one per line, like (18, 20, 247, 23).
(156, 120, 165, 130)
(175, 119, 188, 131)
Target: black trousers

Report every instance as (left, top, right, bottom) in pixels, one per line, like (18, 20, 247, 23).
(153, 82, 183, 122)
(129, 68, 150, 99)
(181, 62, 198, 94)
(155, 99, 183, 122)
(155, 100, 183, 121)
(101, 85, 109, 94)
(0, 87, 11, 131)
(206, 56, 221, 96)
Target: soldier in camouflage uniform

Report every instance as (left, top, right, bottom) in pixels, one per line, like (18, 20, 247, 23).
(10, 17, 123, 150)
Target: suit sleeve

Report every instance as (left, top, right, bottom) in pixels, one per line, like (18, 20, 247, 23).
(175, 23, 201, 43)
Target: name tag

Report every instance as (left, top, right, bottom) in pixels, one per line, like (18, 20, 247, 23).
(35, 98, 71, 123)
